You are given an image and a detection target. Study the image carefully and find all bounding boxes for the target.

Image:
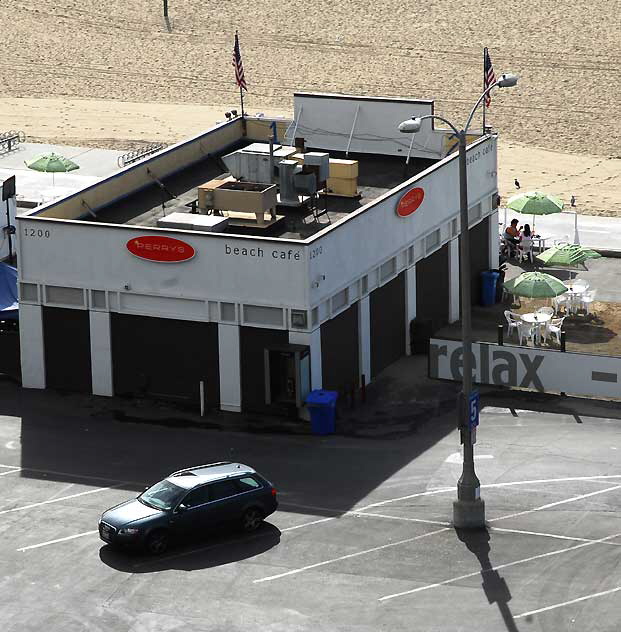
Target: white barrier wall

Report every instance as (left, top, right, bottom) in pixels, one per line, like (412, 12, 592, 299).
(290, 93, 445, 159)
(429, 338, 621, 399)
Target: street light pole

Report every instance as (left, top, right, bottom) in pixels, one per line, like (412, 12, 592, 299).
(398, 73, 518, 528)
(453, 128, 485, 527)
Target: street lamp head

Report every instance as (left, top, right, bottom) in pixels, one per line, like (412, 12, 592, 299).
(497, 73, 518, 88)
(398, 117, 423, 134)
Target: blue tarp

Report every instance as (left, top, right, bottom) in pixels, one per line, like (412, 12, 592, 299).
(0, 263, 18, 320)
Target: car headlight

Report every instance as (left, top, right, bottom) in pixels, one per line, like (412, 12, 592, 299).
(118, 527, 140, 535)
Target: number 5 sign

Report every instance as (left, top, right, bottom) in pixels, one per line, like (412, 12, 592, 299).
(468, 391, 480, 429)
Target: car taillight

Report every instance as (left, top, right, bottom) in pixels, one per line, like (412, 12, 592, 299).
(271, 487, 277, 496)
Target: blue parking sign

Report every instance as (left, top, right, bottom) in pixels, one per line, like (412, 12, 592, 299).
(468, 391, 480, 429)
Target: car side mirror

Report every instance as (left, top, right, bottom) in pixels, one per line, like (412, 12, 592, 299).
(176, 504, 188, 513)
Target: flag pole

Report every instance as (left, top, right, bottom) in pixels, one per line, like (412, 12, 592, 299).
(239, 84, 245, 118)
(482, 47, 487, 134)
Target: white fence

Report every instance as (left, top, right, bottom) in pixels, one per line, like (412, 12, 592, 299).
(429, 338, 621, 399)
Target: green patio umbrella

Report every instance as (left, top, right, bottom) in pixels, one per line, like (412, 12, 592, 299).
(506, 190, 564, 231)
(503, 271, 568, 298)
(25, 152, 79, 187)
(535, 244, 601, 267)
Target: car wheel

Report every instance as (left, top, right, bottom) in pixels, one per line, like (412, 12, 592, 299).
(145, 530, 169, 555)
(241, 507, 263, 532)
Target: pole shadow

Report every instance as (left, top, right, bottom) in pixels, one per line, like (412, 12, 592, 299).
(456, 527, 521, 632)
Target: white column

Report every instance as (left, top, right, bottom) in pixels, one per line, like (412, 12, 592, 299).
(20, 303, 45, 389)
(489, 209, 500, 269)
(358, 295, 371, 383)
(289, 329, 322, 389)
(449, 237, 460, 323)
(218, 323, 241, 412)
(89, 311, 113, 396)
(405, 266, 417, 355)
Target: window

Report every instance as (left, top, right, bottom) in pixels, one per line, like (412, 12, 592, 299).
(425, 229, 440, 253)
(20, 283, 38, 302)
(331, 288, 348, 312)
(291, 309, 307, 329)
(46, 285, 84, 307)
(182, 485, 211, 508)
(380, 258, 396, 281)
(221, 302, 236, 321)
(236, 477, 261, 492)
(91, 290, 106, 309)
(209, 479, 240, 501)
(244, 304, 284, 327)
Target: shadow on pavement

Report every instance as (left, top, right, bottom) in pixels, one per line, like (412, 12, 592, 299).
(99, 522, 281, 573)
(1, 368, 460, 516)
(456, 527, 520, 632)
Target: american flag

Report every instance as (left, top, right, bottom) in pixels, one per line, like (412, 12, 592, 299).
(484, 48, 496, 108)
(233, 31, 247, 91)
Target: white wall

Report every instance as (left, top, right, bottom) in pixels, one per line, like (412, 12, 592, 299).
(448, 238, 460, 323)
(358, 296, 371, 381)
(430, 339, 621, 399)
(218, 323, 241, 412)
(290, 93, 445, 159)
(405, 267, 417, 354)
(89, 311, 113, 396)
(308, 135, 498, 305)
(489, 209, 499, 269)
(17, 221, 309, 309)
(20, 303, 45, 389)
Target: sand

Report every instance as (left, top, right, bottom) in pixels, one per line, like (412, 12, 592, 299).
(2, 0, 620, 215)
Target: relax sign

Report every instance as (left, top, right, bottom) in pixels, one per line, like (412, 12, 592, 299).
(429, 339, 621, 399)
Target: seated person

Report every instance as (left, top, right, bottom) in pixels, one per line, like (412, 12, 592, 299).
(503, 219, 521, 245)
(520, 224, 533, 247)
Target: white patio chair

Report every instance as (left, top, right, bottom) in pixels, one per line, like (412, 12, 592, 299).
(580, 290, 596, 315)
(544, 316, 566, 345)
(536, 306, 555, 317)
(552, 294, 568, 313)
(517, 321, 535, 346)
(504, 310, 521, 338)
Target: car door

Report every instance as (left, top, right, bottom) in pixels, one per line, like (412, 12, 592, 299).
(204, 479, 244, 527)
(170, 484, 212, 536)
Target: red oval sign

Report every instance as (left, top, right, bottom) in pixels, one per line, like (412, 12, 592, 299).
(396, 187, 425, 217)
(126, 235, 195, 263)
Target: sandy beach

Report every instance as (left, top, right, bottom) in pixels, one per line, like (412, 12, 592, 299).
(2, 0, 620, 215)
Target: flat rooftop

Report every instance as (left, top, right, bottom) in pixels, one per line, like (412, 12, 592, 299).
(84, 143, 436, 240)
(0, 142, 123, 207)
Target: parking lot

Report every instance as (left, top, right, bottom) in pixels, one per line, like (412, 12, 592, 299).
(1, 381, 621, 631)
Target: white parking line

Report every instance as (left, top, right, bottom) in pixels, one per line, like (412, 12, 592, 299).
(491, 526, 621, 547)
(17, 530, 99, 552)
(0, 464, 20, 470)
(0, 464, 142, 486)
(254, 527, 450, 583)
(514, 585, 621, 619)
(0, 485, 121, 516)
(281, 517, 335, 532)
(378, 530, 621, 602)
(0, 467, 21, 476)
(352, 512, 450, 527)
(489, 484, 621, 522)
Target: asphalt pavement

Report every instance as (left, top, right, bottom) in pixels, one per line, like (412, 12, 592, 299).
(1, 378, 621, 631)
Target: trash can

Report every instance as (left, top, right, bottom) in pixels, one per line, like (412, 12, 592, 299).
(305, 390, 338, 435)
(481, 270, 500, 306)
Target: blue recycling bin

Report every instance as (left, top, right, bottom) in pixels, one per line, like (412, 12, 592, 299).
(306, 390, 338, 435)
(481, 270, 500, 306)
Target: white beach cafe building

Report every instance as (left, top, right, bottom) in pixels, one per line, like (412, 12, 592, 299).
(15, 93, 499, 416)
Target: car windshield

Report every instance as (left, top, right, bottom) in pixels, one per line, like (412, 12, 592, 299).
(139, 480, 186, 511)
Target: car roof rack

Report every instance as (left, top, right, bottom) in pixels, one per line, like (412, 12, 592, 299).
(169, 461, 232, 477)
